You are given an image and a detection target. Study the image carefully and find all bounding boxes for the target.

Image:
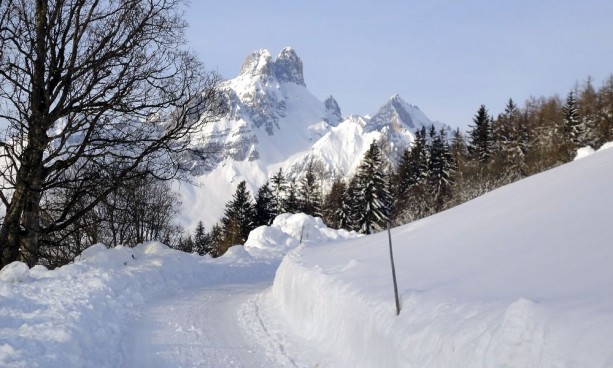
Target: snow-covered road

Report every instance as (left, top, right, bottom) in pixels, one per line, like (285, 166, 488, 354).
(121, 281, 279, 368)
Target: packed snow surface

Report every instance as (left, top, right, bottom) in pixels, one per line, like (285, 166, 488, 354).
(2, 148, 613, 367)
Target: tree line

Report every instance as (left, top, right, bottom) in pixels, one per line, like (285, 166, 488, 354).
(186, 76, 613, 257)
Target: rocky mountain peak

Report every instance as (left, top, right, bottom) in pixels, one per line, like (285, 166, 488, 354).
(324, 95, 342, 125)
(237, 47, 306, 87)
(239, 49, 274, 79)
(367, 94, 429, 131)
(273, 47, 305, 86)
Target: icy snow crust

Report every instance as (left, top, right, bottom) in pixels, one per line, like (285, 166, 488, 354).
(2, 148, 613, 367)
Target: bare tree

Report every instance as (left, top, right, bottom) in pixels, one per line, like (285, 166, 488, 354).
(37, 175, 183, 267)
(0, 0, 224, 266)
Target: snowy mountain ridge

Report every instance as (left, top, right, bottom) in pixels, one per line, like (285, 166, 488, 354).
(183, 47, 444, 229)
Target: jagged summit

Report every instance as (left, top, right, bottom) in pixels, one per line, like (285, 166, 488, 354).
(237, 47, 305, 86)
(324, 95, 342, 125)
(367, 93, 433, 131)
(239, 49, 274, 79)
(273, 47, 305, 86)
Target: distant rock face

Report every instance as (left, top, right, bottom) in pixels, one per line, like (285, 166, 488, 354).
(187, 47, 335, 176)
(273, 47, 305, 86)
(368, 94, 420, 131)
(237, 47, 305, 88)
(324, 96, 342, 125)
(239, 49, 274, 79)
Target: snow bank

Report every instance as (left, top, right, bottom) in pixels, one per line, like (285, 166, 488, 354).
(244, 213, 359, 259)
(266, 147, 613, 367)
(597, 141, 613, 152)
(575, 142, 613, 161)
(574, 145, 595, 160)
(0, 242, 258, 368)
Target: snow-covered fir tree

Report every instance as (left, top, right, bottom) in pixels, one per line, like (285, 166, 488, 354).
(352, 141, 392, 234)
(493, 99, 529, 181)
(322, 178, 347, 229)
(208, 224, 224, 257)
(392, 126, 429, 221)
(428, 127, 455, 212)
(337, 180, 356, 231)
(270, 168, 288, 215)
(561, 91, 585, 160)
(298, 162, 322, 217)
(255, 182, 275, 226)
(284, 179, 300, 214)
(220, 181, 255, 253)
(193, 221, 212, 256)
(468, 105, 494, 162)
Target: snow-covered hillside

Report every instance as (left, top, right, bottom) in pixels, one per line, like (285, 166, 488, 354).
(180, 47, 440, 229)
(2, 144, 611, 367)
(261, 144, 613, 367)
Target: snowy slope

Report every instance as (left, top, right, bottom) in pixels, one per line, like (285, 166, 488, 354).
(181, 47, 438, 229)
(259, 144, 613, 367)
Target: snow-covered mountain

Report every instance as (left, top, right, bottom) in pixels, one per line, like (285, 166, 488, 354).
(182, 47, 443, 229)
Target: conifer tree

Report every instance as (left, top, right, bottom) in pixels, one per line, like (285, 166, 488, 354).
(208, 224, 224, 257)
(450, 128, 468, 168)
(392, 127, 430, 222)
(395, 148, 413, 196)
(353, 141, 391, 234)
(255, 182, 275, 226)
(492, 99, 528, 181)
(414, 126, 430, 179)
(578, 78, 598, 147)
(447, 127, 470, 206)
(396, 127, 429, 196)
(178, 235, 194, 253)
(595, 76, 613, 147)
(270, 168, 288, 214)
(323, 178, 347, 229)
(298, 162, 322, 217)
(468, 105, 494, 162)
(193, 221, 212, 255)
(338, 179, 356, 231)
(284, 179, 300, 214)
(428, 128, 455, 212)
(561, 91, 585, 160)
(219, 181, 255, 254)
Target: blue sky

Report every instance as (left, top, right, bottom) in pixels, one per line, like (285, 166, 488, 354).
(184, 0, 613, 129)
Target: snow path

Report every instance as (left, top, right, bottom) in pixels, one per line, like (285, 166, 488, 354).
(121, 279, 285, 368)
(115, 248, 307, 368)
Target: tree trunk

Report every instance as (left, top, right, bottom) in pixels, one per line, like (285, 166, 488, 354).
(0, 0, 48, 267)
(0, 146, 45, 266)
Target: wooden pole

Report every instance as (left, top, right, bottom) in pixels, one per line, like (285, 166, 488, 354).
(387, 222, 401, 316)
